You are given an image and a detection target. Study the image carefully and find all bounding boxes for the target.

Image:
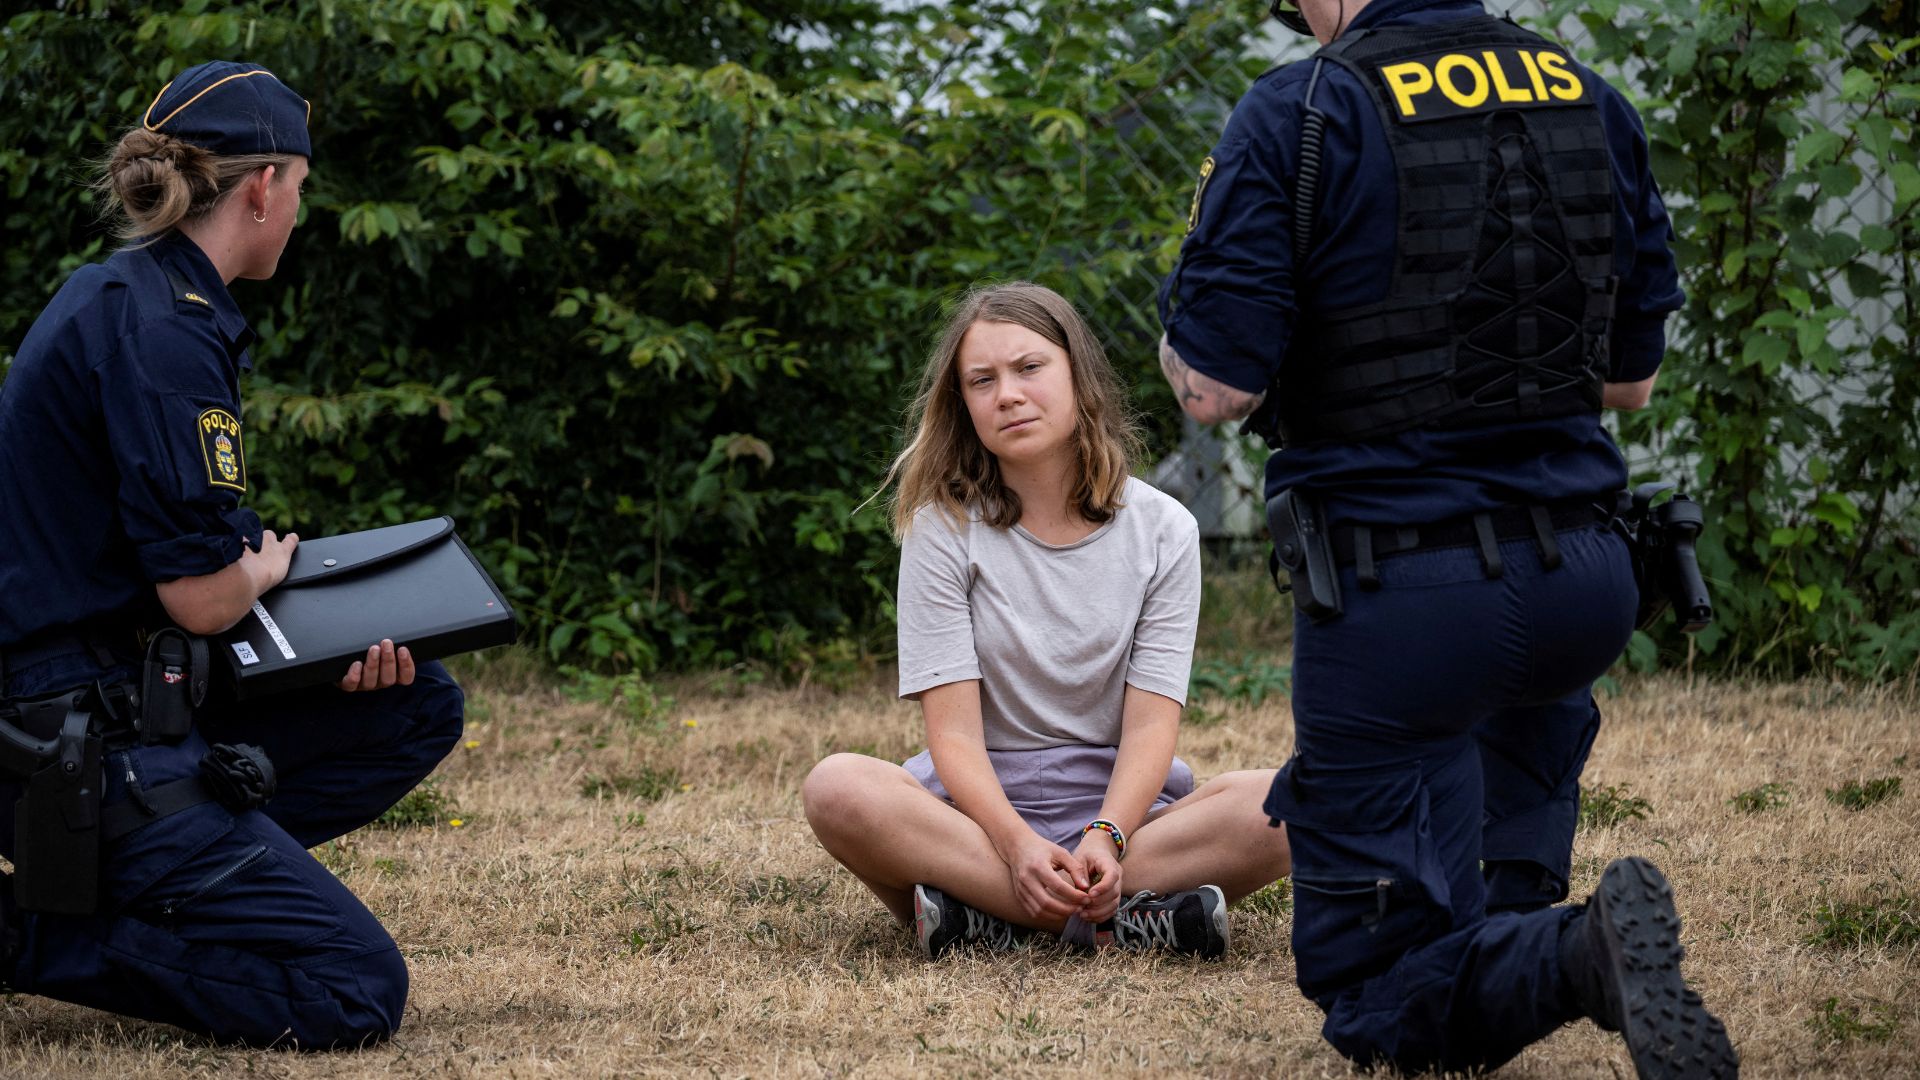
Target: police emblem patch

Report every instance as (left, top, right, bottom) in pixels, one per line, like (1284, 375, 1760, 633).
(197, 407, 246, 492)
(1187, 155, 1216, 235)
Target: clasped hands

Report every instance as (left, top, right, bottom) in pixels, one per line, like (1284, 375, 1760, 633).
(996, 827, 1126, 925)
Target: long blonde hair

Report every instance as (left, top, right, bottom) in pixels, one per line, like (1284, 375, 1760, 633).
(879, 282, 1143, 538)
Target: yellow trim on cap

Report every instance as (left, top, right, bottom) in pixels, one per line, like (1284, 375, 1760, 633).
(142, 69, 303, 133)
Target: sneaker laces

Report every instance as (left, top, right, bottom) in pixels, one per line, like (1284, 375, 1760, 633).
(962, 903, 1022, 950)
(1111, 890, 1180, 950)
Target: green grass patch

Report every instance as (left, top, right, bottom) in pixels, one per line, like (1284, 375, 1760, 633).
(1579, 782, 1652, 830)
(581, 765, 682, 802)
(1240, 879, 1292, 917)
(627, 899, 704, 952)
(1807, 884, 1920, 950)
(1805, 997, 1899, 1045)
(376, 777, 462, 828)
(1729, 782, 1791, 814)
(1825, 776, 1902, 811)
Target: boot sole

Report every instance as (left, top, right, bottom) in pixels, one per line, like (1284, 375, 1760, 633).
(1593, 858, 1739, 1079)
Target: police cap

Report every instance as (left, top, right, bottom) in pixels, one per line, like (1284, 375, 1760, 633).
(141, 61, 312, 159)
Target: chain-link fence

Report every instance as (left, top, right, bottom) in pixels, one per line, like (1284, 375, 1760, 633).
(1091, 3, 1908, 539)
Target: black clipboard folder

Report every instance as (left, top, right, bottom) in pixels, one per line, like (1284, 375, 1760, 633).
(216, 517, 517, 698)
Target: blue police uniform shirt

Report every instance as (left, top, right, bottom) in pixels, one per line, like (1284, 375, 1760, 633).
(0, 232, 263, 647)
(1161, 0, 1684, 527)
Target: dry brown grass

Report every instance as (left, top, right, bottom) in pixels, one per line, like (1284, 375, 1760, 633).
(1, 652, 1915, 1079)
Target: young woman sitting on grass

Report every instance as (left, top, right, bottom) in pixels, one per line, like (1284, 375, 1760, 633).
(802, 282, 1291, 957)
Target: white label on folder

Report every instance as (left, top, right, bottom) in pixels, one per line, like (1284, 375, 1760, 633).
(232, 641, 259, 666)
(251, 600, 296, 660)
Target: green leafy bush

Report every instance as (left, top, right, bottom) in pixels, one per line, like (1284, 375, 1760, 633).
(0, 1, 1268, 670)
(1548, 0, 1920, 679)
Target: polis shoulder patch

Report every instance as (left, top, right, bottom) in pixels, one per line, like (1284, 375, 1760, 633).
(1374, 45, 1590, 124)
(1186, 155, 1216, 235)
(197, 407, 246, 492)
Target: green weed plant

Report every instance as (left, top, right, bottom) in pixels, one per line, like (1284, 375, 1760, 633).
(1806, 997, 1900, 1045)
(375, 777, 462, 828)
(1729, 781, 1792, 813)
(1579, 782, 1654, 829)
(581, 766, 682, 803)
(1807, 882, 1920, 950)
(1826, 776, 1903, 811)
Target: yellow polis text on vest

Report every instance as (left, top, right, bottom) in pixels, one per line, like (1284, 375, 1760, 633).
(1379, 47, 1586, 120)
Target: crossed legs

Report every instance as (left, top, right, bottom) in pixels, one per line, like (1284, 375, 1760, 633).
(801, 753, 1289, 930)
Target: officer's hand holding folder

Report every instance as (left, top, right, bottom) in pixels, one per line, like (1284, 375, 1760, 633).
(216, 517, 517, 698)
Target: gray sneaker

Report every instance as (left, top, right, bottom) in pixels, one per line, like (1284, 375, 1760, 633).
(1104, 885, 1229, 959)
(913, 883, 1032, 957)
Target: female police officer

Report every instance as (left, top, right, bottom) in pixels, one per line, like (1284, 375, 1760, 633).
(0, 62, 463, 1047)
(1158, 1, 1737, 1077)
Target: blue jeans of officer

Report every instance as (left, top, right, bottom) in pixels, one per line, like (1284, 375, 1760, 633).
(1264, 522, 1636, 1072)
(1, 650, 463, 1048)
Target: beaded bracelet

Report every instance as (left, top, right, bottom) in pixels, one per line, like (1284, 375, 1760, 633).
(1081, 819, 1127, 861)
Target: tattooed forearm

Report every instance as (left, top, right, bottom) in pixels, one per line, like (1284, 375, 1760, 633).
(1158, 336, 1266, 424)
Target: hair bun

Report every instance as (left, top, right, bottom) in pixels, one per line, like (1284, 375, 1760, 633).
(102, 127, 220, 237)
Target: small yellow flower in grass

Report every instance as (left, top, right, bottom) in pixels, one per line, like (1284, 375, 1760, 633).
(448, 818, 465, 828)
(682, 719, 698, 728)
(464, 740, 481, 749)
(679, 783, 693, 792)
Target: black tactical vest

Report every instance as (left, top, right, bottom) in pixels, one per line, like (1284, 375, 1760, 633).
(1269, 16, 1617, 448)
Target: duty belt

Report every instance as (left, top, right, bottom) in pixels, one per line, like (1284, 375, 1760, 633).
(1332, 499, 1603, 588)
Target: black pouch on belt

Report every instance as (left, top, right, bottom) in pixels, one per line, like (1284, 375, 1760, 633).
(12, 697, 103, 915)
(1265, 488, 1344, 622)
(140, 628, 208, 745)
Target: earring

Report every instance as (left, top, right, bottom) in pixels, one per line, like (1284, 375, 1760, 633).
(253, 210, 268, 223)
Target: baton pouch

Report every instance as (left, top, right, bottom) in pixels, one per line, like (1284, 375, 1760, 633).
(1266, 489, 1344, 621)
(12, 702, 103, 915)
(140, 628, 208, 745)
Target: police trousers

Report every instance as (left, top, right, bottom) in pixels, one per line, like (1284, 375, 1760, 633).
(1, 649, 464, 1048)
(1264, 521, 1636, 1072)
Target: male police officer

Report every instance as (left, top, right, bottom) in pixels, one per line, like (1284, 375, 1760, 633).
(1159, 1, 1738, 1076)
(0, 62, 464, 1047)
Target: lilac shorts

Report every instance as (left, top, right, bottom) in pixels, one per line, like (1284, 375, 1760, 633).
(902, 744, 1195, 850)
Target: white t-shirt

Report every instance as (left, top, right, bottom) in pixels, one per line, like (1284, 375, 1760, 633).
(896, 475, 1201, 750)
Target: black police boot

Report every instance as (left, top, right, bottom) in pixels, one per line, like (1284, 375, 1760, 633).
(1560, 857, 1739, 1079)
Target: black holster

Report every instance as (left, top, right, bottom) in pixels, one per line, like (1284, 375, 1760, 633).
(0, 627, 213, 915)
(1266, 488, 1344, 622)
(1617, 483, 1714, 633)
(3, 689, 105, 914)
